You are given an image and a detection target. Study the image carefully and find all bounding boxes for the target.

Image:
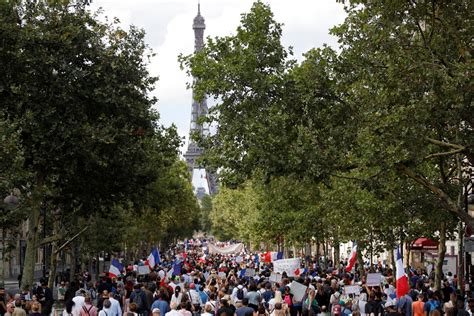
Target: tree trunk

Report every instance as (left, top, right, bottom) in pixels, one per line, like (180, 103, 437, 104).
(435, 222, 447, 290)
(404, 240, 411, 269)
(48, 215, 61, 289)
(21, 207, 40, 288)
(357, 246, 365, 277)
(95, 252, 100, 281)
(0, 229, 5, 281)
(333, 239, 340, 267)
(389, 247, 395, 273)
(316, 241, 321, 263)
(69, 243, 76, 283)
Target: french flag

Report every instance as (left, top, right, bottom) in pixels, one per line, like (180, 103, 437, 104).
(345, 242, 357, 272)
(146, 248, 161, 270)
(271, 252, 284, 262)
(264, 251, 284, 263)
(395, 246, 409, 298)
(109, 259, 124, 278)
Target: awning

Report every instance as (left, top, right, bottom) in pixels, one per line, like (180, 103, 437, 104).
(411, 237, 439, 250)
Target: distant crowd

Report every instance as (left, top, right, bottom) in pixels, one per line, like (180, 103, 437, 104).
(1, 241, 474, 316)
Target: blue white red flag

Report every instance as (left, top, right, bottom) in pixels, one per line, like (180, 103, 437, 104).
(395, 246, 409, 298)
(109, 259, 124, 278)
(146, 247, 161, 269)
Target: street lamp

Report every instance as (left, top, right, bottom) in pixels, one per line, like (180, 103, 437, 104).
(3, 194, 19, 209)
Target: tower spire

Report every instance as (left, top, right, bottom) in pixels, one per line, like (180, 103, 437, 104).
(192, 0, 205, 52)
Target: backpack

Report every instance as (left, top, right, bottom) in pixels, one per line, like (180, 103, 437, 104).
(237, 288, 244, 300)
(83, 305, 93, 316)
(133, 292, 145, 311)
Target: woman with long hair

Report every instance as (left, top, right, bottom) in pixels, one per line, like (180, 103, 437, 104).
(171, 286, 184, 307)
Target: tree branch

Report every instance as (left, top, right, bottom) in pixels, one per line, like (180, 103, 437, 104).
(425, 147, 465, 160)
(397, 164, 473, 226)
(39, 234, 62, 246)
(426, 137, 465, 149)
(55, 226, 89, 255)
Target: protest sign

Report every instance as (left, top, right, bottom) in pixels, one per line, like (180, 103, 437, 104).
(344, 285, 361, 295)
(218, 272, 227, 279)
(245, 268, 256, 277)
(208, 243, 244, 255)
(366, 273, 382, 287)
(236, 256, 243, 263)
(273, 258, 301, 277)
(138, 265, 150, 275)
(289, 281, 307, 302)
(270, 272, 282, 284)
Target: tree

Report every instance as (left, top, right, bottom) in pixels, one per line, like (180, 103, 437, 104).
(180, 1, 470, 288)
(199, 194, 213, 234)
(0, 0, 180, 287)
(331, 0, 472, 226)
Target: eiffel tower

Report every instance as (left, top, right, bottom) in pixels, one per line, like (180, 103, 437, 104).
(183, 3, 217, 195)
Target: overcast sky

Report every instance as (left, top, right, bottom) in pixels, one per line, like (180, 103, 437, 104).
(88, 0, 347, 190)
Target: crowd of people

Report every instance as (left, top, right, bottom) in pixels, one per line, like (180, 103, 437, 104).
(1, 241, 474, 316)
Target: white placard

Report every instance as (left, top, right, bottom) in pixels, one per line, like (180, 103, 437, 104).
(366, 273, 382, 287)
(138, 265, 150, 275)
(236, 256, 243, 263)
(245, 268, 256, 277)
(289, 281, 307, 302)
(273, 258, 301, 277)
(208, 243, 245, 255)
(218, 272, 226, 279)
(270, 272, 282, 283)
(344, 285, 361, 295)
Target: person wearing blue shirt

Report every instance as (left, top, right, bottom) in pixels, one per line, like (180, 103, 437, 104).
(151, 293, 170, 315)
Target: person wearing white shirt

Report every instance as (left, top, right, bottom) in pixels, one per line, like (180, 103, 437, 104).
(108, 293, 123, 316)
(357, 293, 367, 316)
(188, 284, 203, 311)
(165, 302, 181, 316)
(72, 293, 86, 316)
(99, 299, 112, 316)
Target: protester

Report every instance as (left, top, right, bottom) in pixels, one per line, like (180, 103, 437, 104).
(235, 298, 254, 316)
(80, 296, 98, 316)
(165, 303, 180, 316)
(216, 299, 234, 316)
(171, 288, 183, 308)
(108, 292, 123, 316)
(130, 285, 148, 316)
(98, 300, 112, 316)
(63, 300, 75, 316)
